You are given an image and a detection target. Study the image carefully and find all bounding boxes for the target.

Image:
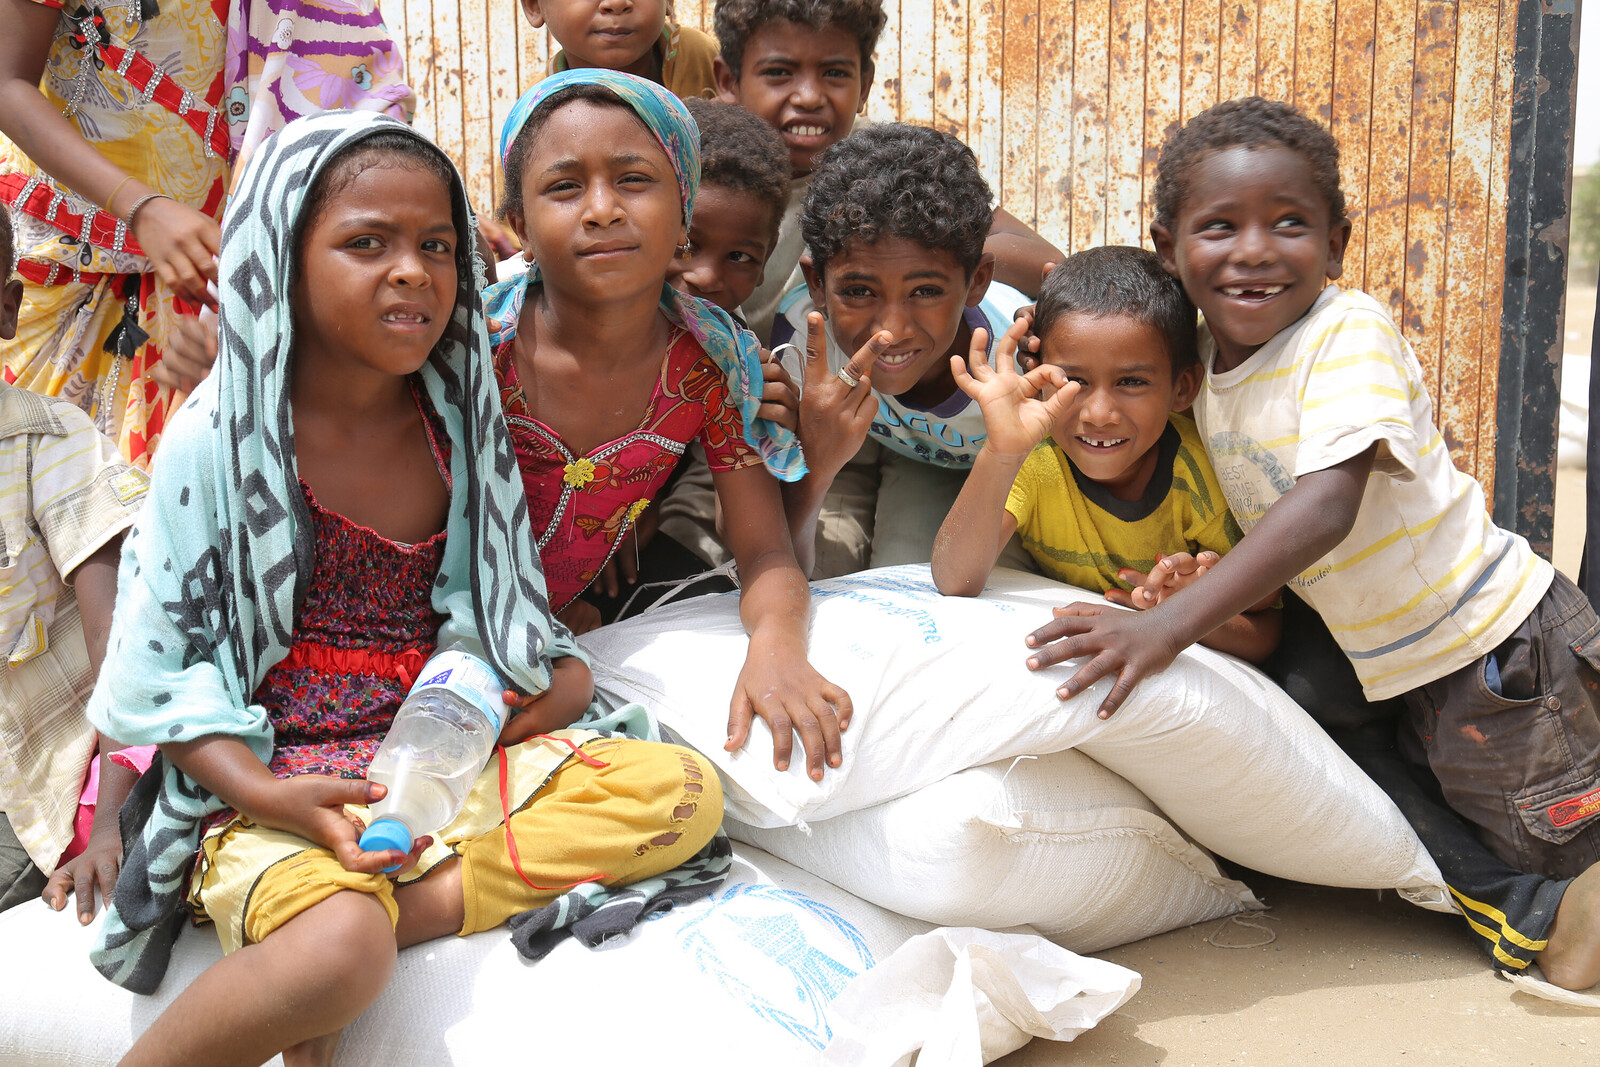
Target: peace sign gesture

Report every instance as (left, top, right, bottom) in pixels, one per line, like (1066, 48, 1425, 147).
(795, 311, 892, 480)
(950, 317, 1077, 459)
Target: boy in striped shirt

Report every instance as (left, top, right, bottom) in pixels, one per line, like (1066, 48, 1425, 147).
(1024, 97, 1600, 990)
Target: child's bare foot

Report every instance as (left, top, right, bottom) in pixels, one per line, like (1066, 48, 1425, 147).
(1537, 862, 1600, 990)
(283, 1029, 341, 1067)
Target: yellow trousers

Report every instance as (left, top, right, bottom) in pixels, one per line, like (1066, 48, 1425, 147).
(190, 734, 722, 953)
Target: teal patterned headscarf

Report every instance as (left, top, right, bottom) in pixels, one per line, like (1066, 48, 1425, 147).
(484, 69, 806, 481)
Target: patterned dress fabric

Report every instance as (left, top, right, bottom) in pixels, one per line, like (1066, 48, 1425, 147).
(495, 329, 760, 610)
(84, 112, 616, 992)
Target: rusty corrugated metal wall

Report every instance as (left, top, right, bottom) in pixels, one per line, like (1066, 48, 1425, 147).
(385, 0, 1531, 498)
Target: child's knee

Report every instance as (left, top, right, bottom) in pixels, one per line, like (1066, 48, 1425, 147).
(602, 741, 724, 869)
(243, 850, 399, 949)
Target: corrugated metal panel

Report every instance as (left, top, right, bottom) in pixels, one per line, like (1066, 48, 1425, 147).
(403, 0, 1541, 497)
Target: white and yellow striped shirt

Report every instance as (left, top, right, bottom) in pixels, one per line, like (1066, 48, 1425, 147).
(1195, 285, 1551, 701)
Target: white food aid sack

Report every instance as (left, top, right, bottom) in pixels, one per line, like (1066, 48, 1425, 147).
(729, 749, 1264, 951)
(582, 566, 1448, 904)
(0, 845, 1138, 1066)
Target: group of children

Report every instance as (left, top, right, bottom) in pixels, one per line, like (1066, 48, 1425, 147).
(0, 1, 1598, 1064)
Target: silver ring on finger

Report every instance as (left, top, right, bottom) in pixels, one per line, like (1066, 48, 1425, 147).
(835, 366, 862, 389)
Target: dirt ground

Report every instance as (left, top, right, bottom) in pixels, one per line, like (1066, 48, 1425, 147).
(999, 281, 1600, 1065)
(998, 877, 1600, 1065)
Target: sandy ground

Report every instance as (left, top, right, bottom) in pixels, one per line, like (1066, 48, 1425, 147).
(997, 281, 1600, 1065)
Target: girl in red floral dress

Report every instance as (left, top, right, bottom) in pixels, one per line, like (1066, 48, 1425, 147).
(485, 69, 852, 784)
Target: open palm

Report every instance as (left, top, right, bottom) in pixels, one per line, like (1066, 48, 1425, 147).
(950, 318, 1079, 457)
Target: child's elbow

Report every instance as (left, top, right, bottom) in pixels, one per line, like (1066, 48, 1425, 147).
(931, 565, 983, 598)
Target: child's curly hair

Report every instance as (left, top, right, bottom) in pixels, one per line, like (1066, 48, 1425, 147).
(713, 0, 887, 79)
(685, 97, 790, 245)
(1152, 96, 1346, 229)
(799, 123, 993, 279)
(1034, 246, 1199, 373)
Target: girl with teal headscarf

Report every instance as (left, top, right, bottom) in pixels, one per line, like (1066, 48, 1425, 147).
(484, 69, 853, 782)
(87, 111, 726, 1059)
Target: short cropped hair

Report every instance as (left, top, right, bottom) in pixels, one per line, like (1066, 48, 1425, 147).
(713, 0, 887, 79)
(1152, 96, 1346, 229)
(685, 97, 790, 242)
(799, 123, 993, 279)
(1034, 246, 1199, 373)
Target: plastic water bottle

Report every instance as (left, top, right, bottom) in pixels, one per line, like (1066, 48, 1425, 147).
(358, 646, 508, 871)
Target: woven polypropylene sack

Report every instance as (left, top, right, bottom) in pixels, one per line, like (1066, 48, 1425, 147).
(582, 566, 1447, 901)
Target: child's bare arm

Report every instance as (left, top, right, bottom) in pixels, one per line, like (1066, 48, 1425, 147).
(43, 538, 134, 920)
(162, 735, 413, 874)
(498, 656, 594, 745)
(985, 209, 1065, 299)
(779, 313, 889, 575)
(1106, 552, 1281, 664)
(0, 0, 219, 304)
(1026, 445, 1377, 716)
(717, 463, 852, 782)
(932, 320, 1074, 595)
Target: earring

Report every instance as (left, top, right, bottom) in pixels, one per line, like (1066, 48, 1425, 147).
(676, 241, 693, 259)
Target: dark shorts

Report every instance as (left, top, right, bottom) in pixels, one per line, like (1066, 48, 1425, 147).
(1401, 571, 1600, 879)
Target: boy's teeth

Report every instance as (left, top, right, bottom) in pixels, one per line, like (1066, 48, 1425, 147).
(1222, 285, 1286, 297)
(787, 125, 827, 136)
(1077, 437, 1128, 449)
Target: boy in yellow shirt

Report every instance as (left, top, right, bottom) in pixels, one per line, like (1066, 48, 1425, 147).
(932, 245, 1278, 666)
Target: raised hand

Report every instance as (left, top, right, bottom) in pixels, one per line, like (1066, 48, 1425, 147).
(950, 317, 1076, 459)
(795, 311, 888, 478)
(756, 347, 800, 433)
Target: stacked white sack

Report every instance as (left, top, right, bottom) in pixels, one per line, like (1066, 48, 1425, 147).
(582, 566, 1450, 919)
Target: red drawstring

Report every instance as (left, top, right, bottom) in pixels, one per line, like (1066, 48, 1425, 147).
(497, 744, 610, 892)
(532, 733, 610, 768)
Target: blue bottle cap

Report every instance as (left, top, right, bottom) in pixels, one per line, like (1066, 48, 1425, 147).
(359, 817, 413, 873)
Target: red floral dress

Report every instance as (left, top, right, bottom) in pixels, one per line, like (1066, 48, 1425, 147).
(253, 395, 451, 783)
(495, 328, 760, 611)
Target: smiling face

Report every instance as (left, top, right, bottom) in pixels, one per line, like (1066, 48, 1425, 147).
(507, 99, 683, 305)
(522, 0, 667, 78)
(291, 159, 458, 382)
(1151, 143, 1350, 373)
(714, 20, 872, 176)
(666, 181, 777, 312)
(1041, 313, 1202, 501)
(803, 236, 993, 407)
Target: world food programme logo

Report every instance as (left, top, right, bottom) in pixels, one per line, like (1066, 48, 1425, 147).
(678, 883, 875, 1049)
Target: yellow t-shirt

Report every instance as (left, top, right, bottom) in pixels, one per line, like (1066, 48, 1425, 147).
(1004, 413, 1242, 594)
(549, 23, 719, 102)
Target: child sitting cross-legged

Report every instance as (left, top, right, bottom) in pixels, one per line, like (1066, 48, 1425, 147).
(87, 113, 725, 1065)
(931, 245, 1279, 667)
(1027, 97, 1600, 991)
(523, 0, 719, 100)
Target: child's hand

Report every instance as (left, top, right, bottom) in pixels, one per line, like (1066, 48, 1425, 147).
(1023, 602, 1184, 718)
(41, 826, 121, 924)
(254, 775, 414, 875)
(557, 598, 603, 636)
(725, 647, 853, 782)
(497, 657, 595, 744)
(1011, 260, 1057, 371)
(153, 305, 218, 393)
(950, 318, 1075, 459)
(129, 197, 220, 306)
(756, 347, 800, 433)
(1106, 551, 1221, 610)
(797, 312, 887, 478)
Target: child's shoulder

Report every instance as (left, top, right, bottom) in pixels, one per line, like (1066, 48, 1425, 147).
(1, 381, 102, 444)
